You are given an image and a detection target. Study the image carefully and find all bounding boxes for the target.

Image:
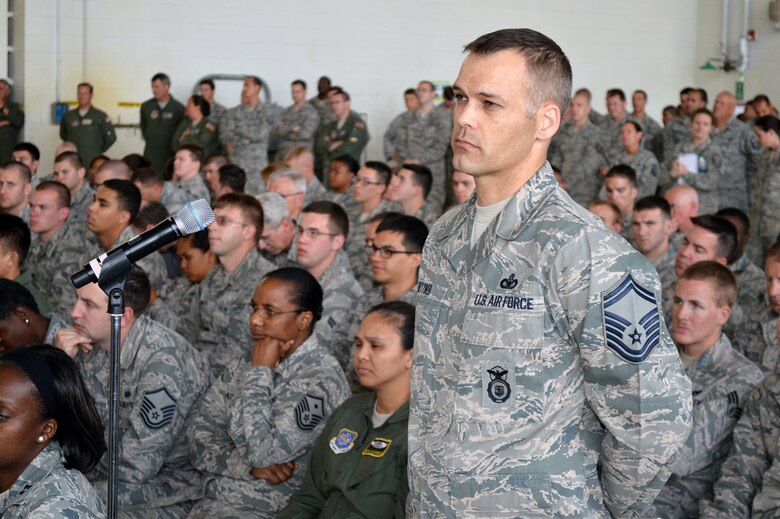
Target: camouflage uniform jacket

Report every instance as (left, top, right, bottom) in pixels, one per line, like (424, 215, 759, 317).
(645, 334, 765, 518)
(174, 174, 210, 203)
(661, 116, 691, 164)
(273, 102, 320, 160)
(176, 248, 274, 376)
(67, 184, 95, 229)
(731, 306, 780, 372)
(661, 139, 724, 215)
(171, 117, 218, 156)
(408, 163, 692, 518)
(700, 373, 780, 518)
(44, 314, 70, 344)
(631, 113, 662, 153)
(219, 102, 275, 176)
(651, 244, 677, 300)
(711, 117, 761, 212)
(77, 316, 210, 512)
(605, 147, 660, 198)
(159, 181, 190, 215)
(549, 120, 607, 206)
(303, 176, 328, 206)
(730, 254, 768, 317)
(383, 110, 408, 159)
(308, 96, 335, 128)
(185, 335, 350, 517)
(750, 149, 780, 251)
(277, 394, 409, 519)
(0, 442, 106, 518)
(316, 250, 364, 369)
(27, 222, 91, 316)
(346, 199, 401, 291)
(598, 114, 631, 160)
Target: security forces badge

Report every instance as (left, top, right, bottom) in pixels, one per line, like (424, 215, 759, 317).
(486, 366, 511, 403)
(295, 394, 325, 432)
(330, 428, 358, 454)
(140, 388, 177, 429)
(602, 273, 661, 363)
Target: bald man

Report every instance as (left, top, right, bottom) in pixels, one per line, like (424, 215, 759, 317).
(92, 159, 132, 188)
(665, 184, 699, 250)
(711, 91, 762, 213)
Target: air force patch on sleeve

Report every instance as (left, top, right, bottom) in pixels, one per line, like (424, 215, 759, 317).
(295, 394, 325, 431)
(140, 388, 177, 429)
(602, 273, 661, 363)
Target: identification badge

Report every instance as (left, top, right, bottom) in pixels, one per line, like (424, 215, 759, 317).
(362, 437, 392, 458)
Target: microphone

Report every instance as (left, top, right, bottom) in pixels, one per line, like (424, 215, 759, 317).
(71, 199, 216, 289)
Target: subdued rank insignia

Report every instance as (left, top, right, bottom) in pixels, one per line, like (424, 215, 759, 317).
(295, 394, 324, 431)
(499, 273, 518, 289)
(727, 391, 741, 419)
(487, 366, 511, 403)
(602, 273, 661, 363)
(140, 388, 177, 429)
(329, 428, 358, 454)
(362, 437, 393, 458)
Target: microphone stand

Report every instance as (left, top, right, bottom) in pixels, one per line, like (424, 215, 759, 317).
(95, 250, 133, 519)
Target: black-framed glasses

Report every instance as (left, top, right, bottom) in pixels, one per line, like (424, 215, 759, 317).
(365, 243, 420, 259)
(246, 302, 303, 319)
(278, 192, 303, 198)
(214, 215, 250, 227)
(296, 225, 338, 239)
(352, 177, 383, 187)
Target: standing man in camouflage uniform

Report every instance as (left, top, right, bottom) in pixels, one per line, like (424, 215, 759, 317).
(314, 88, 369, 179)
(140, 73, 185, 175)
(392, 81, 451, 215)
(408, 29, 692, 517)
(548, 90, 607, 206)
(199, 79, 226, 124)
(219, 76, 275, 178)
(0, 80, 24, 164)
(631, 89, 662, 154)
(662, 88, 707, 163)
(645, 262, 764, 518)
(711, 91, 761, 212)
(598, 88, 632, 160)
(274, 80, 320, 161)
(384, 88, 420, 161)
(55, 267, 210, 518)
(59, 83, 116, 168)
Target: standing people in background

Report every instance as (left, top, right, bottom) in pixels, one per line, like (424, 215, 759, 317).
(59, 83, 116, 167)
(630, 89, 662, 153)
(0, 345, 106, 518)
(0, 80, 24, 165)
(308, 75, 334, 127)
(391, 81, 450, 214)
(274, 79, 320, 161)
(140, 73, 185, 175)
(408, 28, 691, 518)
(384, 88, 419, 162)
(172, 95, 218, 157)
(219, 76, 275, 180)
(663, 88, 707, 162)
(198, 79, 226, 123)
(752, 94, 774, 118)
(749, 115, 780, 263)
(314, 88, 369, 179)
(598, 88, 632, 159)
(604, 120, 660, 198)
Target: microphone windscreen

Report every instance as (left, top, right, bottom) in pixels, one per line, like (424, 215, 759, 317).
(174, 199, 216, 235)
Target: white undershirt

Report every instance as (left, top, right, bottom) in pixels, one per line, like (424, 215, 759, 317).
(471, 198, 512, 247)
(78, 108, 88, 117)
(680, 352, 699, 378)
(371, 402, 393, 428)
(157, 100, 169, 110)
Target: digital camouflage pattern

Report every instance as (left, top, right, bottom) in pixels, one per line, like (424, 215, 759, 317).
(711, 117, 761, 212)
(660, 139, 724, 215)
(549, 120, 607, 206)
(219, 103, 275, 177)
(273, 102, 320, 160)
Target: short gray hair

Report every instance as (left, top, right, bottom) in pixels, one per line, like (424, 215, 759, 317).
(267, 168, 307, 196)
(256, 191, 290, 229)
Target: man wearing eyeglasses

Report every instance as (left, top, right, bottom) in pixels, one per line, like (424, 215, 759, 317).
(177, 193, 274, 376)
(256, 191, 295, 267)
(267, 168, 307, 222)
(294, 201, 363, 369)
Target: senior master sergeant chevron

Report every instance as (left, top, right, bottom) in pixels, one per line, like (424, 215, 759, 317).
(407, 28, 693, 518)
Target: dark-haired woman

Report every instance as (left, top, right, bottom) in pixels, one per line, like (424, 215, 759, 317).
(278, 301, 414, 518)
(186, 267, 350, 518)
(0, 279, 69, 353)
(750, 115, 780, 261)
(602, 120, 660, 198)
(0, 344, 106, 517)
(171, 95, 218, 156)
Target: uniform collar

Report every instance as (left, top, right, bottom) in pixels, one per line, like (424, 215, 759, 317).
(273, 333, 321, 380)
(2, 443, 62, 504)
(692, 333, 732, 373)
(360, 394, 410, 426)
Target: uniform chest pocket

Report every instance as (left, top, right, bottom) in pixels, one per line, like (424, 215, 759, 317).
(458, 309, 546, 424)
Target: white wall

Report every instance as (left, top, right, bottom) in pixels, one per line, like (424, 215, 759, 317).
(18, 0, 705, 171)
(694, 0, 780, 105)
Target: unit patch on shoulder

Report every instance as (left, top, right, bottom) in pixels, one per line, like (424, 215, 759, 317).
(602, 273, 661, 363)
(362, 437, 392, 458)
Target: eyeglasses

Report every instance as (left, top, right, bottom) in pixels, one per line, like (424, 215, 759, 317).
(352, 177, 383, 187)
(365, 243, 420, 258)
(278, 192, 303, 198)
(214, 215, 250, 227)
(296, 225, 338, 239)
(246, 302, 303, 319)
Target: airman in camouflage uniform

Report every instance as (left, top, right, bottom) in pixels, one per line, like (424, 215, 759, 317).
(748, 148, 780, 262)
(219, 80, 276, 177)
(394, 109, 451, 215)
(409, 164, 692, 518)
(27, 221, 91, 317)
(652, 244, 678, 298)
(660, 140, 724, 215)
(172, 117, 218, 157)
(548, 119, 607, 206)
(605, 147, 660, 199)
(700, 373, 780, 518)
(185, 335, 350, 519)
(644, 334, 764, 518)
(730, 253, 768, 317)
(711, 117, 760, 212)
(176, 248, 274, 376)
(346, 199, 399, 290)
(175, 175, 210, 203)
(69, 184, 95, 230)
(662, 116, 692, 164)
(0, 443, 106, 518)
(273, 100, 320, 160)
